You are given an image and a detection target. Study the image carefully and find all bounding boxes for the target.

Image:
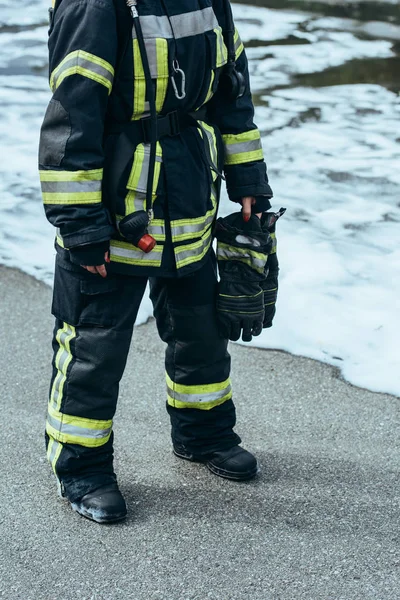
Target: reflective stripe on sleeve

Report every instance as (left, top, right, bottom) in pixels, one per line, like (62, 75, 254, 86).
(217, 242, 267, 274)
(50, 50, 114, 94)
(222, 129, 264, 166)
(46, 405, 113, 448)
(234, 28, 244, 59)
(166, 373, 232, 410)
(215, 27, 228, 68)
(40, 169, 103, 205)
(132, 7, 218, 40)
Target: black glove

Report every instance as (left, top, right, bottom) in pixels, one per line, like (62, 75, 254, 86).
(69, 240, 110, 267)
(215, 212, 272, 342)
(260, 208, 286, 328)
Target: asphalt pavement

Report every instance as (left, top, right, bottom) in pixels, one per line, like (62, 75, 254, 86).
(0, 265, 398, 600)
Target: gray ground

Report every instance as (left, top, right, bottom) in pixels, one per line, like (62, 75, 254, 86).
(0, 265, 398, 600)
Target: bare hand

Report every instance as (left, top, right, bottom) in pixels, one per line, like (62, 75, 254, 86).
(81, 251, 110, 278)
(241, 196, 262, 221)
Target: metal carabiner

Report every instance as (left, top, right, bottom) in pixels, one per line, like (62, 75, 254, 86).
(171, 59, 186, 100)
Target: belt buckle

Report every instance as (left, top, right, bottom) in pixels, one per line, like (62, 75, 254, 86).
(168, 111, 180, 136)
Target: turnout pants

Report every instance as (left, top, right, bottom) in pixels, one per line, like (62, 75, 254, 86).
(46, 253, 240, 502)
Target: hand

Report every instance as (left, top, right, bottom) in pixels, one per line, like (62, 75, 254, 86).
(82, 251, 110, 278)
(240, 196, 262, 221)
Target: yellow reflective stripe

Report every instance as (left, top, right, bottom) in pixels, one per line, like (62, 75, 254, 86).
(56, 235, 65, 248)
(50, 50, 114, 94)
(47, 438, 63, 474)
(42, 192, 102, 205)
(166, 372, 232, 410)
(270, 232, 277, 254)
(156, 38, 169, 113)
(126, 142, 163, 197)
(167, 393, 232, 411)
(214, 27, 228, 68)
(40, 169, 103, 205)
(204, 70, 215, 105)
(49, 323, 76, 411)
(197, 121, 219, 181)
(223, 129, 264, 166)
(46, 422, 112, 448)
(175, 228, 213, 269)
(39, 169, 103, 182)
(48, 405, 113, 432)
(234, 28, 244, 59)
(166, 373, 231, 395)
(132, 39, 147, 120)
(217, 241, 267, 274)
(110, 239, 163, 266)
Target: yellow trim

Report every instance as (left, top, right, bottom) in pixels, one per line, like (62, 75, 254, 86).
(223, 129, 261, 146)
(49, 323, 76, 412)
(46, 422, 112, 448)
(132, 39, 146, 120)
(110, 239, 163, 267)
(54, 66, 112, 94)
(39, 169, 103, 182)
(175, 229, 213, 269)
(167, 392, 232, 411)
(50, 50, 114, 94)
(214, 27, 228, 68)
(234, 28, 244, 59)
(42, 192, 102, 205)
(166, 373, 231, 395)
(155, 38, 169, 113)
(48, 404, 112, 432)
(225, 149, 264, 166)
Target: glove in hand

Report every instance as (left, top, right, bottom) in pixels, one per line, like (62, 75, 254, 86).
(215, 212, 272, 342)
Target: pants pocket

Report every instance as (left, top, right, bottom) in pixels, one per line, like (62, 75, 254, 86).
(51, 259, 119, 327)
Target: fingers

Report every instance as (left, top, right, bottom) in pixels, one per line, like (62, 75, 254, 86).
(241, 196, 255, 222)
(96, 265, 108, 278)
(242, 323, 253, 342)
(105, 251, 110, 264)
(251, 321, 263, 338)
(81, 264, 108, 277)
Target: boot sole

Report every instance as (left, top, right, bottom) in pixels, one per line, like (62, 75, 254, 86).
(174, 449, 259, 481)
(71, 502, 127, 524)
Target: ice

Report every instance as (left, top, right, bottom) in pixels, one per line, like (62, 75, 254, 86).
(0, 1, 399, 396)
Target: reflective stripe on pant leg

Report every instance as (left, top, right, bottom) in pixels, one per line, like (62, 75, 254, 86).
(46, 437, 63, 474)
(166, 373, 232, 410)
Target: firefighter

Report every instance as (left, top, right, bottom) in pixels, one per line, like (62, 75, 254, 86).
(39, 0, 275, 523)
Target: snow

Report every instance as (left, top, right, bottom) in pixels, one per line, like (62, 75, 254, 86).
(0, 1, 399, 396)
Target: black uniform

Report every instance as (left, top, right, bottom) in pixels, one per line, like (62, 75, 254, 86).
(39, 0, 273, 500)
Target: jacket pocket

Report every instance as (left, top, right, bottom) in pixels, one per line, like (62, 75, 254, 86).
(133, 38, 169, 117)
(51, 259, 119, 327)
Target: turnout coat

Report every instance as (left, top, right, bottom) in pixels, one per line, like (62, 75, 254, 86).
(39, 0, 273, 277)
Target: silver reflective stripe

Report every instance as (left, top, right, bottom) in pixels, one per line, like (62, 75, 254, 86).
(136, 144, 162, 193)
(47, 414, 112, 441)
(47, 438, 60, 465)
(217, 246, 266, 271)
(172, 211, 215, 239)
(110, 243, 162, 261)
(40, 180, 102, 194)
(145, 39, 158, 78)
(167, 383, 232, 404)
(149, 223, 166, 236)
(132, 7, 218, 40)
(175, 229, 212, 264)
(52, 54, 114, 91)
(225, 138, 263, 157)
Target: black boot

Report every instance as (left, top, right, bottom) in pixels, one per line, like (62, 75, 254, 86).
(173, 445, 259, 481)
(70, 484, 127, 523)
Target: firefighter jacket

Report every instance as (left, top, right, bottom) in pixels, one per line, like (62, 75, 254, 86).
(39, 0, 273, 277)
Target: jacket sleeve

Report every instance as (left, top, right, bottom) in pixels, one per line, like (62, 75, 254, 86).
(208, 1, 273, 211)
(38, 0, 118, 248)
